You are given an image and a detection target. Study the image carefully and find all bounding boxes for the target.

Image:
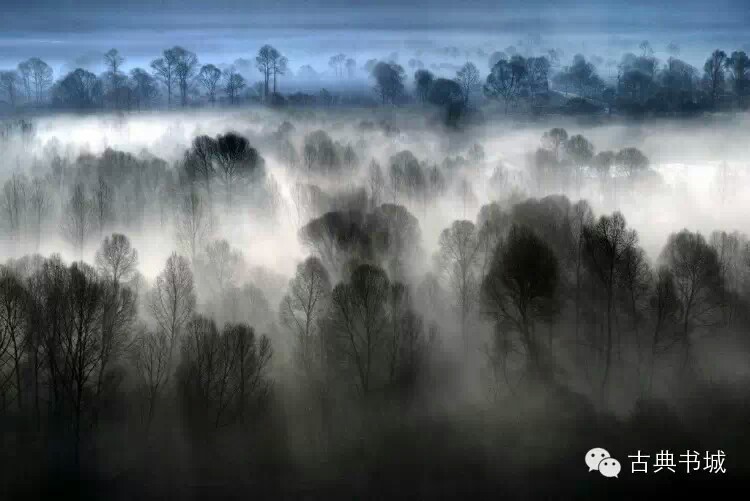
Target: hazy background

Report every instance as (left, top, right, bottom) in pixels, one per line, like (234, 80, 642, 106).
(3, 0, 749, 84)
(3, 109, 749, 280)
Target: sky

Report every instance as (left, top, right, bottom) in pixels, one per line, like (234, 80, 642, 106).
(1, 0, 748, 79)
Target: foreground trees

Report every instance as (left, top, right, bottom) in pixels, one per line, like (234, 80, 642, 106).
(3, 115, 750, 497)
(438, 220, 480, 355)
(327, 263, 429, 396)
(481, 225, 559, 382)
(279, 257, 331, 376)
(148, 253, 196, 357)
(659, 230, 723, 365)
(178, 318, 271, 429)
(0, 256, 138, 464)
(582, 212, 639, 398)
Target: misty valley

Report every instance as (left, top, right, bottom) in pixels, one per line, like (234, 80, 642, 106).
(1, 108, 748, 498)
(2, 6, 750, 498)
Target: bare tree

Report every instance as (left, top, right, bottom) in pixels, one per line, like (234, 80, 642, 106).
(178, 317, 271, 428)
(582, 211, 638, 400)
(201, 239, 243, 295)
(198, 64, 222, 104)
(593, 150, 615, 199)
(570, 200, 594, 348)
(280, 256, 331, 376)
(660, 230, 724, 367)
(256, 45, 279, 100)
(148, 253, 196, 374)
(151, 51, 177, 106)
(25, 58, 53, 103)
(710, 230, 746, 324)
(615, 147, 649, 182)
(476, 203, 510, 278)
(63, 183, 92, 259)
(329, 263, 390, 396)
(455, 62, 480, 105)
(169, 46, 199, 107)
(17, 60, 32, 102)
(175, 189, 212, 264)
(617, 244, 651, 383)
(94, 272, 137, 424)
(223, 323, 272, 425)
(103, 49, 125, 85)
(1, 173, 28, 245)
(481, 225, 559, 382)
(28, 177, 50, 252)
(0, 268, 28, 411)
(385, 282, 429, 389)
(95, 233, 139, 287)
(542, 127, 568, 161)
(213, 132, 265, 208)
(59, 262, 105, 466)
(647, 266, 680, 394)
(703, 49, 727, 107)
(368, 159, 385, 207)
(129, 68, 159, 110)
(93, 234, 139, 420)
(328, 53, 347, 78)
(345, 58, 357, 78)
(0, 70, 20, 107)
(184, 135, 217, 205)
(725, 51, 750, 108)
(484, 55, 527, 113)
(564, 134, 594, 196)
(103, 48, 125, 107)
(223, 69, 246, 105)
(271, 51, 288, 94)
(438, 220, 481, 355)
(131, 325, 171, 426)
(91, 177, 113, 238)
(371, 61, 405, 105)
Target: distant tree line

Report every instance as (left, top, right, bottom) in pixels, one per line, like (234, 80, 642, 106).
(1, 43, 749, 117)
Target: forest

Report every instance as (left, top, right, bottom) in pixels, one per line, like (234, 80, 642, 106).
(1, 39, 749, 120)
(2, 5, 750, 498)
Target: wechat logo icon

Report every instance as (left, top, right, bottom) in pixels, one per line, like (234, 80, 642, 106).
(586, 447, 621, 478)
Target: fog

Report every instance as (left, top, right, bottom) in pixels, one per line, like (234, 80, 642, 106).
(4, 110, 749, 268)
(2, 2, 750, 496)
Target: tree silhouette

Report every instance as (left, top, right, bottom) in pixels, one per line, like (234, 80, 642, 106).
(660, 230, 724, 367)
(704, 49, 727, 107)
(329, 263, 391, 396)
(223, 69, 246, 105)
(438, 220, 481, 355)
(481, 224, 559, 382)
(280, 256, 331, 377)
(256, 45, 280, 101)
(198, 64, 222, 104)
(169, 46, 199, 107)
(414, 69, 434, 104)
(484, 56, 527, 112)
(214, 132, 265, 208)
(150, 51, 177, 106)
(582, 211, 638, 399)
(371, 61, 405, 105)
(148, 253, 196, 370)
(455, 62, 480, 105)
